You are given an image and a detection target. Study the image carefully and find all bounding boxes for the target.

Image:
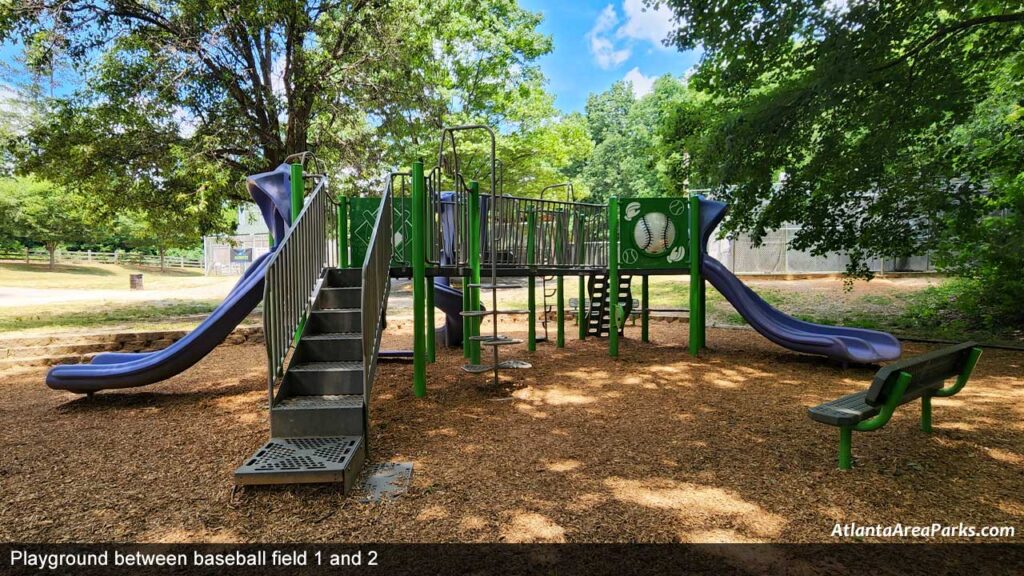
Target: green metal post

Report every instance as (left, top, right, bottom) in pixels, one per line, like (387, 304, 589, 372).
(290, 163, 306, 345)
(608, 198, 619, 358)
(468, 181, 482, 365)
(688, 195, 704, 356)
(556, 275, 565, 347)
(641, 275, 649, 343)
(411, 161, 427, 397)
(839, 427, 853, 470)
(921, 395, 933, 433)
(527, 208, 537, 352)
(578, 213, 586, 341)
(426, 272, 436, 363)
(463, 273, 472, 359)
(290, 163, 304, 222)
(337, 197, 349, 268)
(556, 235, 565, 350)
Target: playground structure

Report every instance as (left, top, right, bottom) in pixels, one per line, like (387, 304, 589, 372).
(45, 125, 909, 488)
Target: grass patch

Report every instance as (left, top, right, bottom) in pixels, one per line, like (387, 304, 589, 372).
(0, 301, 227, 333)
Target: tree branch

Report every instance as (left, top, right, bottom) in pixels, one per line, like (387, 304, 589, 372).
(873, 12, 1024, 73)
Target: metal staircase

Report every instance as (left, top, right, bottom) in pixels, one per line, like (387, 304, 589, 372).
(236, 164, 392, 490)
(235, 268, 368, 489)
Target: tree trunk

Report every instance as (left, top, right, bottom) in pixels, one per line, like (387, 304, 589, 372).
(46, 244, 56, 270)
(159, 247, 166, 273)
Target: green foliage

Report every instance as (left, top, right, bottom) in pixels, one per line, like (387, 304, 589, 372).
(581, 76, 696, 201)
(0, 176, 91, 265)
(659, 1, 1024, 285)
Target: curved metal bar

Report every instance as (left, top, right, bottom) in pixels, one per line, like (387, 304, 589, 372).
(540, 182, 575, 203)
(853, 371, 913, 432)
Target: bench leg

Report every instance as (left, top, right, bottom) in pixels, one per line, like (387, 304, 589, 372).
(921, 395, 932, 433)
(839, 427, 853, 470)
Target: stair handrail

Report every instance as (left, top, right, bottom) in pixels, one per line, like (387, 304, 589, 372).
(361, 177, 394, 402)
(263, 175, 336, 406)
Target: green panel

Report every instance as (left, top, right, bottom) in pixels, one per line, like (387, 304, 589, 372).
(350, 197, 412, 267)
(617, 198, 691, 270)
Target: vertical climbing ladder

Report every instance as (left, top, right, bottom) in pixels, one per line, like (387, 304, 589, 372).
(586, 273, 633, 338)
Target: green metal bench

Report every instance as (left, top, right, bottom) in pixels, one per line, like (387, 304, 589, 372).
(808, 342, 983, 470)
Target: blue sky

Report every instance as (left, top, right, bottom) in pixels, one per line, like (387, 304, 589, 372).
(521, 0, 701, 112)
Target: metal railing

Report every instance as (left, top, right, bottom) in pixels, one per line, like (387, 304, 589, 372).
(360, 180, 394, 401)
(263, 175, 337, 405)
(412, 190, 608, 270)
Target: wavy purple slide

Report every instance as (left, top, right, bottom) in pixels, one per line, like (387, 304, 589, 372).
(696, 196, 901, 365)
(45, 164, 294, 394)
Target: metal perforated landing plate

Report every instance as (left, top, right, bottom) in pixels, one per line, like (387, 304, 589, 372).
(234, 436, 364, 486)
(356, 462, 413, 502)
(275, 394, 364, 409)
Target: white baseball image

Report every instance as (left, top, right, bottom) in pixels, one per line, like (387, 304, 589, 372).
(632, 211, 676, 255)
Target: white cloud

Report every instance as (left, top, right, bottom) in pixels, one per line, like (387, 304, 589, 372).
(587, 5, 631, 70)
(617, 0, 677, 48)
(587, 1, 679, 69)
(623, 67, 655, 98)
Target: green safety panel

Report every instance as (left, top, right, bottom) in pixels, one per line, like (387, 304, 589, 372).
(617, 198, 691, 270)
(350, 197, 412, 267)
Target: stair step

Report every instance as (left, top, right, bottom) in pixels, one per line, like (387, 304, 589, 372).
(275, 394, 364, 409)
(290, 361, 364, 371)
(234, 435, 365, 489)
(308, 308, 361, 332)
(316, 287, 361, 309)
(294, 332, 362, 363)
(302, 332, 362, 340)
(325, 268, 362, 288)
(284, 362, 364, 395)
(271, 394, 364, 437)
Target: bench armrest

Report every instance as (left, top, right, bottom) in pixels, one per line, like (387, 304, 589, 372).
(853, 371, 913, 432)
(933, 347, 982, 398)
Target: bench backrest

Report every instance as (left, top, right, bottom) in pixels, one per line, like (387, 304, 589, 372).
(865, 342, 979, 406)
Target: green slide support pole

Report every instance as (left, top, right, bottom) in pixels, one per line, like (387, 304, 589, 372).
(608, 198, 619, 358)
(641, 275, 649, 343)
(290, 163, 306, 345)
(411, 161, 427, 397)
(338, 196, 349, 268)
(688, 195, 703, 356)
(527, 208, 537, 352)
(578, 213, 586, 341)
(468, 181, 482, 365)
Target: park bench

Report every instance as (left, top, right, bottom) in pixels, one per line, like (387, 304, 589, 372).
(808, 342, 983, 470)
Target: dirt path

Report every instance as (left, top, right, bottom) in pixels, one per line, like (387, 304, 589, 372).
(2, 321, 1021, 543)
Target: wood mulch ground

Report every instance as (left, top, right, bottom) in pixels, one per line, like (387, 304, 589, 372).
(1, 320, 1021, 543)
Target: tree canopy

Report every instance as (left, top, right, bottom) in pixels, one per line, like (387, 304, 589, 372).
(658, 0, 1024, 281)
(2, 0, 561, 210)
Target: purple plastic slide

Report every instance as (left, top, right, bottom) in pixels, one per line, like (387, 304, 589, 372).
(696, 196, 901, 365)
(45, 164, 294, 394)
